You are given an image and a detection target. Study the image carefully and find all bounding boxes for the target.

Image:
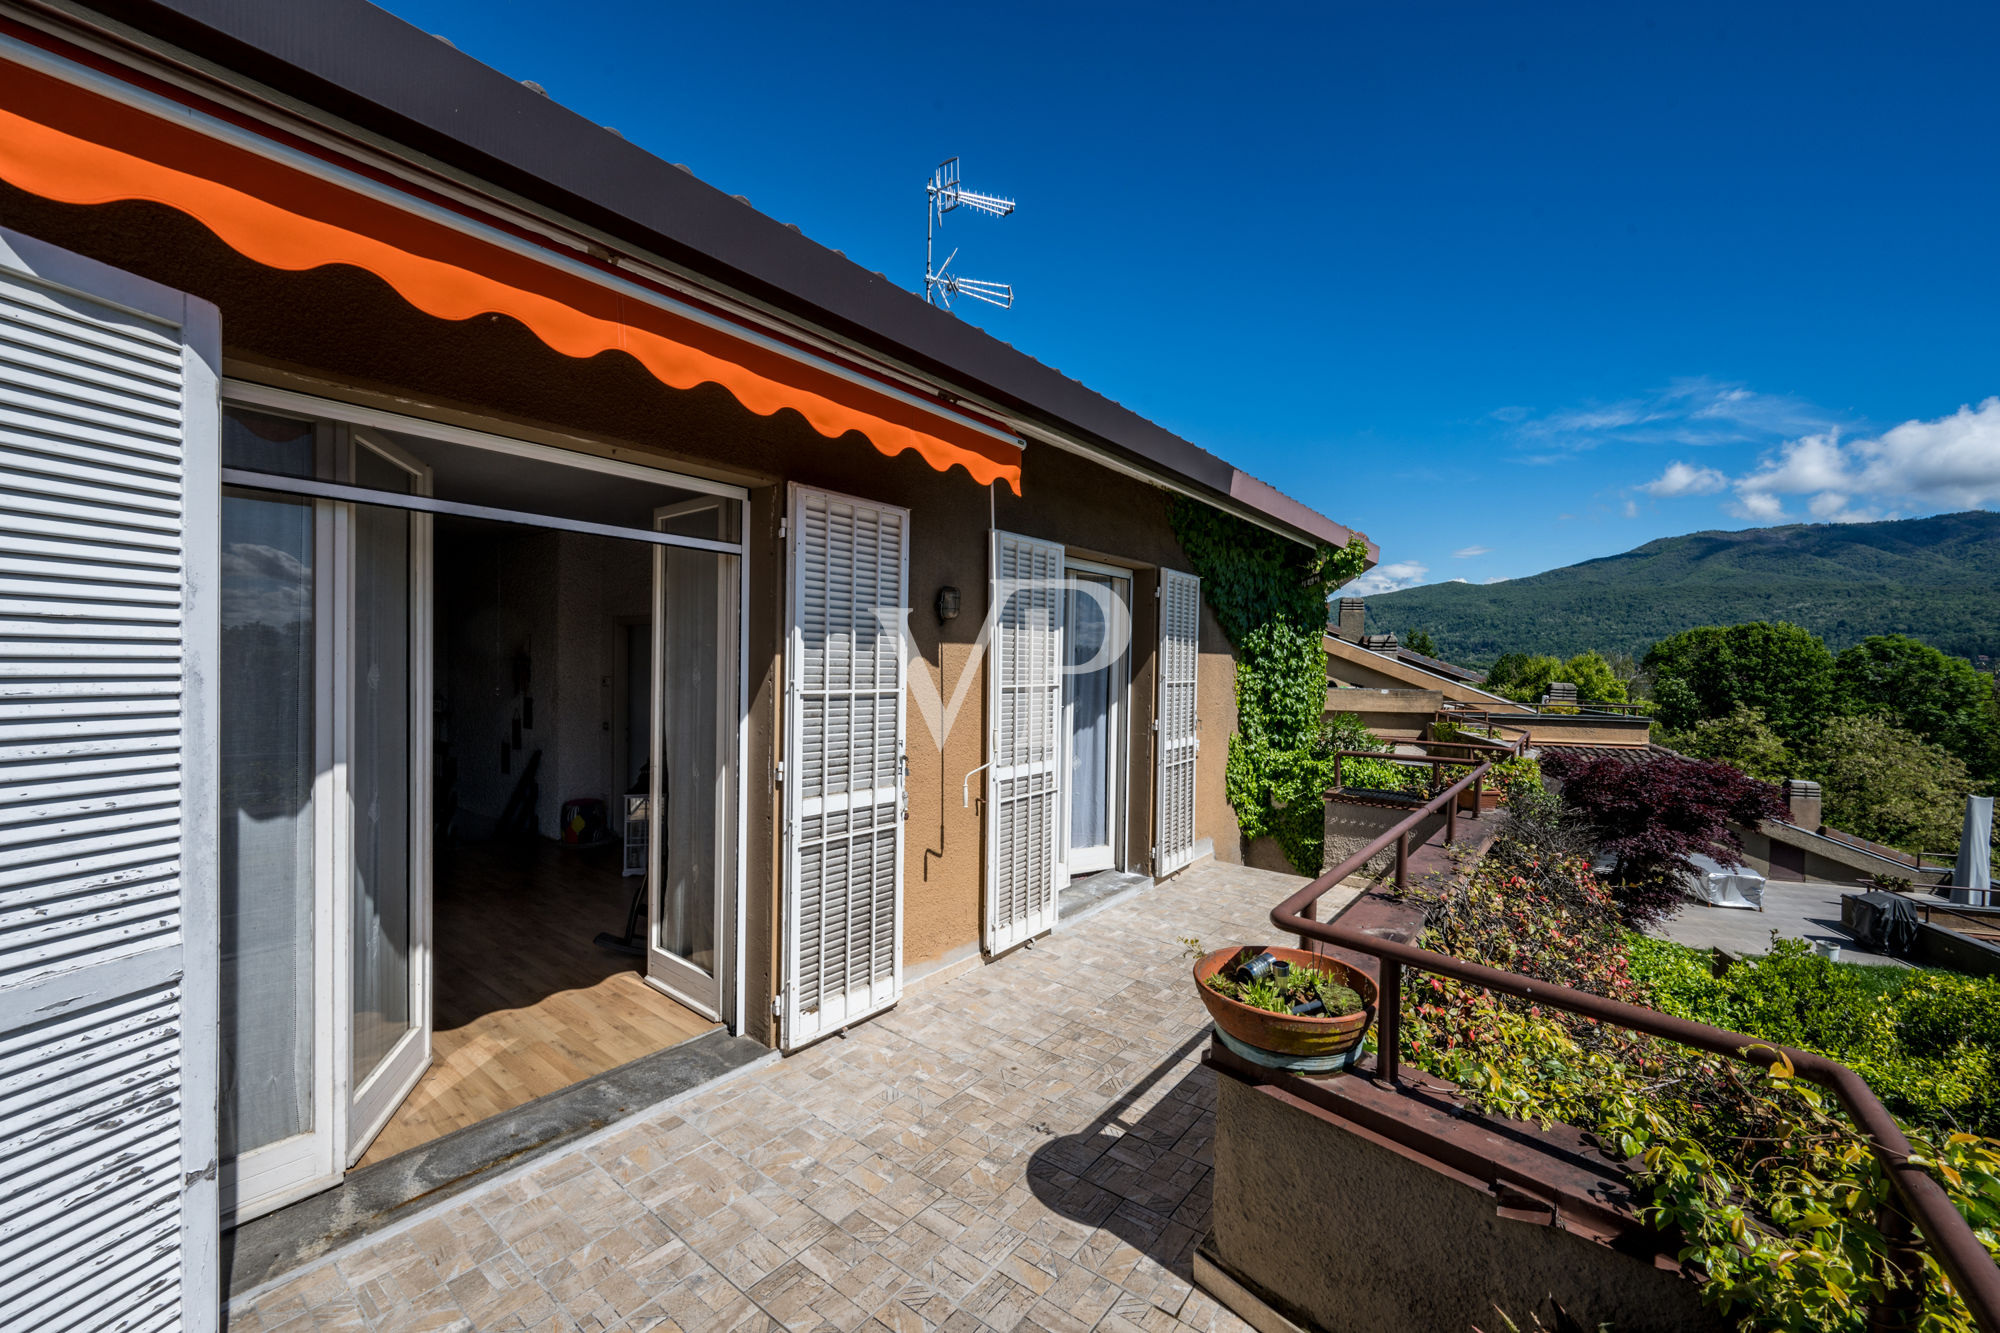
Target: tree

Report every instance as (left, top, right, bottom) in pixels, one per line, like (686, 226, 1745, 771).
(1485, 650, 1627, 704)
(1833, 634, 2000, 780)
(1643, 622, 1834, 744)
(1803, 713, 1976, 854)
(1403, 628, 1439, 658)
(1540, 751, 1789, 926)
(1671, 704, 1794, 781)
(1559, 651, 1629, 705)
(1483, 652, 1546, 701)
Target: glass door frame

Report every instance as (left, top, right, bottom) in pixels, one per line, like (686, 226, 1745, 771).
(645, 497, 741, 1020)
(341, 427, 434, 1165)
(217, 475, 339, 1224)
(1061, 558, 1131, 882)
(216, 380, 752, 1218)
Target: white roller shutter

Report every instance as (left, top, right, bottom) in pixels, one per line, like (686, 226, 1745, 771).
(1154, 569, 1201, 876)
(985, 530, 1063, 954)
(782, 486, 907, 1049)
(0, 230, 221, 1329)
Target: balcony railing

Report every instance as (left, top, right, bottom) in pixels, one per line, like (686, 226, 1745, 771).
(1269, 755, 2000, 1332)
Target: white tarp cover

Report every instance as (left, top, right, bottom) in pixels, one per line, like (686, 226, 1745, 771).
(1950, 795, 1994, 907)
(1683, 853, 1766, 910)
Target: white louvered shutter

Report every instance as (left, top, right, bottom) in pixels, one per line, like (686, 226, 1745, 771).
(782, 487, 907, 1049)
(985, 531, 1063, 953)
(1154, 569, 1201, 876)
(0, 230, 221, 1330)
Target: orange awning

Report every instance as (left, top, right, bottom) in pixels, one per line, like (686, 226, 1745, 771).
(0, 58, 1022, 492)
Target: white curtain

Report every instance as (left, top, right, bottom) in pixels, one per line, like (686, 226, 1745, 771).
(1067, 581, 1112, 852)
(658, 547, 723, 973)
(218, 494, 316, 1156)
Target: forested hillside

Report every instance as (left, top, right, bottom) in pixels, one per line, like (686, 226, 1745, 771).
(1364, 511, 2000, 664)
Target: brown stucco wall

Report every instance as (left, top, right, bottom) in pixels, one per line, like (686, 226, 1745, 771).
(1196, 601, 1242, 867)
(1209, 1074, 1725, 1333)
(2, 190, 1261, 1034)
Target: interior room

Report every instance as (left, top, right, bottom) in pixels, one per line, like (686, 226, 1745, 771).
(356, 517, 714, 1167)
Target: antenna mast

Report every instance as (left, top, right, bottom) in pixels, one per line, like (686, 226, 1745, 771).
(925, 157, 1016, 310)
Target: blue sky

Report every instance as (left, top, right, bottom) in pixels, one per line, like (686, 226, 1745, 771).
(388, 0, 2000, 592)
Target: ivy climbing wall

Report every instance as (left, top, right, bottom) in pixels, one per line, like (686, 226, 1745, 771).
(1166, 496, 1371, 873)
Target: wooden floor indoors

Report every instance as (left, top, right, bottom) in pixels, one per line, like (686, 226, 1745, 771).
(356, 839, 715, 1167)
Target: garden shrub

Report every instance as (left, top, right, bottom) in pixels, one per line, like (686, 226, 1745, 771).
(1540, 750, 1791, 927)
(1487, 753, 1544, 807)
(1668, 704, 1796, 782)
(1403, 826, 2000, 1331)
(1626, 936, 2000, 1138)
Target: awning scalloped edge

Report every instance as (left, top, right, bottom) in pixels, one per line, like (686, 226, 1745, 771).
(0, 61, 1022, 492)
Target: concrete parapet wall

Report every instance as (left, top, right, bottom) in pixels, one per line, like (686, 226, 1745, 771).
(1206, 1067, 1724, 1333)
(1323, 798, 1444, 877)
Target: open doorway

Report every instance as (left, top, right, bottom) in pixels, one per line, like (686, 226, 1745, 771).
(216, 391, 745, 1219)
(353, 518, 715, 1167)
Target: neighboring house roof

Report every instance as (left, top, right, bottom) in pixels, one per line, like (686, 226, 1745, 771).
(1532, 742, 1677, 764)
(60, 0, 1371, 556)
(1325, 634, 1520, 709)
(1395, 646, 1487, 684)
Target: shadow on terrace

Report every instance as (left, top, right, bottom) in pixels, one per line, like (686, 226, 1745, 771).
(1026, 1030, 1216, 1297)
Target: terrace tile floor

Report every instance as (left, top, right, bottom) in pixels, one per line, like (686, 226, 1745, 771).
(225, 859, 1350, 1333)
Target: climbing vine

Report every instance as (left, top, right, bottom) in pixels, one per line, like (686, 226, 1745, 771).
(1166, 496, 1370, 873)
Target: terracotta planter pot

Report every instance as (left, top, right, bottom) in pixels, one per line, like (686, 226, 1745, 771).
(1192, 946, 1377, 1059)
(1456, 787, 1503, 814)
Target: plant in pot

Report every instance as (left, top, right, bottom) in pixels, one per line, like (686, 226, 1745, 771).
(1186, 940, 1378, 1076)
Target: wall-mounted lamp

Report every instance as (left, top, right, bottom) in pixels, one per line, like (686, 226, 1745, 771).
(936, 586, 961, 624)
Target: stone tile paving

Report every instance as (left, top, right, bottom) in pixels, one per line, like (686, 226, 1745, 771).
(225, 860, 1350, 1333)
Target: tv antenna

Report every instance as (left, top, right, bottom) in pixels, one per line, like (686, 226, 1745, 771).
(925, 157, 1015, 310)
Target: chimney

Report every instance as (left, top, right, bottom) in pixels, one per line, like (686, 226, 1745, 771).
(1542, 681, 1578, 706)
(1782, 778, 1822, 830)
(1336, 597, 1365, 642)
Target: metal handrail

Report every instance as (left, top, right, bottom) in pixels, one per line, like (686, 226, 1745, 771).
(1267, 756, 2000, 1331)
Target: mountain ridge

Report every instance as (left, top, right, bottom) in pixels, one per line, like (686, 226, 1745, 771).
(1362, 510, 2000, 664)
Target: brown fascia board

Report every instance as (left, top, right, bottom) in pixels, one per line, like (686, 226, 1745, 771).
(53, 0, 1370, 557)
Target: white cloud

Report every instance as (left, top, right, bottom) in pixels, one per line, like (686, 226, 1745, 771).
(1622, 499, 1639, 518)
(1726, 489, 1788, 521)
(1504, 377, 1842, 458)
(1451, 545, 1490, 558)
(1482, 576, 1510, 584)
(1638, 461, 1728, 497)
(1346, 560, 1430, 596)
(220, 543, 310, 628)
(1730, 398, 2000, 524)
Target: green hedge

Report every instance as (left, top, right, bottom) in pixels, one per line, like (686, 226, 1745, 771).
(1625, 935, 2000, 1137)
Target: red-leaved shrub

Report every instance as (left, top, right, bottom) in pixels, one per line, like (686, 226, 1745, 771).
(1538, 752, 1788, 926)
